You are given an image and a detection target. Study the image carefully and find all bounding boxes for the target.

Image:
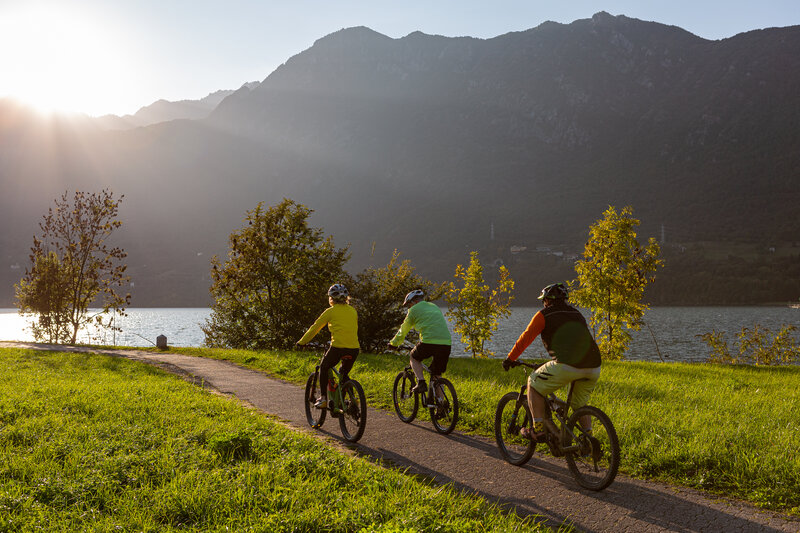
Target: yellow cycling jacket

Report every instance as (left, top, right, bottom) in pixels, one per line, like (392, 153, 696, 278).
(298, 303, 360, 349)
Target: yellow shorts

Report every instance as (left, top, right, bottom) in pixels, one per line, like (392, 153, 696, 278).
(528, 360, 601, 408)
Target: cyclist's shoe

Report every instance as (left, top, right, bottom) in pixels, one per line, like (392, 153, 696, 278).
(314, 397, 328, 409)
(411, 379, 427, 394)
(519, 426, 547, 442)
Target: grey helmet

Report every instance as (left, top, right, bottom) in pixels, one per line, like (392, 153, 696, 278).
(328, 284, 349, 300)
(538, 282, 568, 300)
(402, 289, 425, 307)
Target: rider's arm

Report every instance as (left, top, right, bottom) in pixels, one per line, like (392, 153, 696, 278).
(389, 307, 415, 347)
(506, 311, 545, 361)
(297, 308, 332, 345)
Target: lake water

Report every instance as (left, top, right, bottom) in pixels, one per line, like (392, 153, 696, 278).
(1, 307, 797, 362)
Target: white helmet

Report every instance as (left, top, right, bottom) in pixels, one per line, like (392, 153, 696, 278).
(328, 284, 349, 300)
(402, 289, 425, 307)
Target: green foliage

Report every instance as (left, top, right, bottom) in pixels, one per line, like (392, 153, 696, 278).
(445, 251, 514, 358)
(700, 324, 800, 365)
(352, 250, 444, 353)
(14, 190, 129, 344)
(203, 199, 349, 349)
(570, 206, 663, 360)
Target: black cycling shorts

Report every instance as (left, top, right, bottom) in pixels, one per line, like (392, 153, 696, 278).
(409, 343, 451, 376)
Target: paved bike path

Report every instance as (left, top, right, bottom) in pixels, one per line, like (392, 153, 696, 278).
(4, 342, 798, 533)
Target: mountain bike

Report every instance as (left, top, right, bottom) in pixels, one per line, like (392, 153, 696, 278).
(391, 352, 458, 434)
(303, 354, 367, 443)
(494, 360, 619, 491)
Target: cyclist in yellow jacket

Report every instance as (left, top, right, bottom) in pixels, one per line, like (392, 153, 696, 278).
(297, 284, 360, 409)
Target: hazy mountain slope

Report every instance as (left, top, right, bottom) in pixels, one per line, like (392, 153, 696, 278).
(2, 13, 798, 307)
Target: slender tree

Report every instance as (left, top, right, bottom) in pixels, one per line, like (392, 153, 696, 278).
(351, 249, 444, 353)
(445, 251, 514, 358)
(570, 205, 663, 360)
(203, 199, 349, 349)
(15, 190, 129, 344)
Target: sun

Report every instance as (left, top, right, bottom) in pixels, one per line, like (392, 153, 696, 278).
(0, 3, 138, 116)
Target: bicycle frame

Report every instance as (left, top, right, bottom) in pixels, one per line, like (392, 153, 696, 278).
(315, 363, 346, 415)
(512, 362, 584, 456)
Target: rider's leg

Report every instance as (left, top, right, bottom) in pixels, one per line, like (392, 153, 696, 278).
(526, 382, 547, 437)
(410, 357, 425, 382)
(338, 349, 358, 383)
(570, 368, 601, 433)
(317, 348, 343, 407)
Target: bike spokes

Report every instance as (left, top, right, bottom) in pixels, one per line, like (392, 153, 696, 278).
(564, 405, 619, 490)
(338, 380, 367, 442)
(429, 378, 458, 434)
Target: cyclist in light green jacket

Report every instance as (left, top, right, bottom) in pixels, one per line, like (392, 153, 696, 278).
(388, 289, 452, 394)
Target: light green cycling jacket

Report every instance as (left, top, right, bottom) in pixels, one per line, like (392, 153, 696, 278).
(390, 301, 451, 346)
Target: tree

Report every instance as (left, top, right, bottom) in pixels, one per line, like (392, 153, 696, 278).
(351, 249, 445, 353)
(203, 199, 349, 349)
(570, 205, 663, 360)
(445, 251, 514, 358)
(15, 190, 129, 344)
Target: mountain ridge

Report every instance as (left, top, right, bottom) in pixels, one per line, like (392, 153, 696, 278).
(2, 13, 798, 306)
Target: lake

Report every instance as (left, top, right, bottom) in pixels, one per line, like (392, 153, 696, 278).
(1, 307, 797, 362)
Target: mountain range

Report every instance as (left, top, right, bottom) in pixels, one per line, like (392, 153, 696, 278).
(1, 12, 798, 307)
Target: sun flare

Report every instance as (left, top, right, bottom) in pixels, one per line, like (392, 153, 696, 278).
(0, 4, 138, 116)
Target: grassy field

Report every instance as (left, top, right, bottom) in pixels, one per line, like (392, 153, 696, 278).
(175, 346, 800, 516)
(0, 348, 553, 532)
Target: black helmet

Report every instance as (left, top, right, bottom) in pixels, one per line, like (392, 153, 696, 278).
(402, 289, 425, 307)
(328, 284, 349, 300)
(538, 282, 568, 300)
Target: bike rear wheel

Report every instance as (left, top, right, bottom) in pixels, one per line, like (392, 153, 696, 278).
(564, 405, 620, 491)
(392, 370, 418, 423)
(429, 377, 458, 434)
(338, 380, 367, 442)
(304, 372, 326, 429)
(494, 392, 535, 465)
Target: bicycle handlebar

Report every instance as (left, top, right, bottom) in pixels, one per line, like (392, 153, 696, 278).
(508, 360, 541, 370)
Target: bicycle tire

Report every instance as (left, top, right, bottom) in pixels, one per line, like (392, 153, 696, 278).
(564, 405, 620, 491)
(304, 372, 326, 429)
(429, 377, 458, 434)
(338, 380, 367, 442)
(392, 370, 418, 423)
(494, 391, 536, 465)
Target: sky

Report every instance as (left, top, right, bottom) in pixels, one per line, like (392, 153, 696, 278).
(1, 0, 798, 117)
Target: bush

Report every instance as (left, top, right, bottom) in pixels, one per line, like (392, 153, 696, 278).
(700, 324, 800, 365)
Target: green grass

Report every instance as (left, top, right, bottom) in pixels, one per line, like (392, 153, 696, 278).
(0, 348, 553, 532)
(175, 346, 800, 516)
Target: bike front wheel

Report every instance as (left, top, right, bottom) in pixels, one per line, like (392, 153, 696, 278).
(392, 370, 418, 423)
(564, 405, 620, 491)
(429, 377, 458, 434)
(304, 372, 326, 429)
(494, 392, 535, 465)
